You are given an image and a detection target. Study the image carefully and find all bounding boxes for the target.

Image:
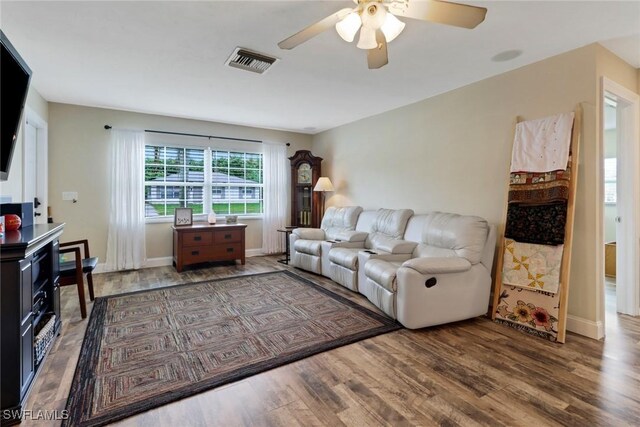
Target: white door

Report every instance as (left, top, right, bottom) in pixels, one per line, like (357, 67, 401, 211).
(22, 111, 48, 224)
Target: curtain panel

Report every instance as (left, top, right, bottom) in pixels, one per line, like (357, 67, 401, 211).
(105, 130, 147, 271)
(262, 142, 288, 254)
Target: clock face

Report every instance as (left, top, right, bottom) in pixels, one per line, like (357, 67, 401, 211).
(297, 163, 312, 184)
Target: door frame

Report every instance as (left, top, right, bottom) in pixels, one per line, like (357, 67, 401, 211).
(21, 106, 48, 223)
(599, 77, 640, 324)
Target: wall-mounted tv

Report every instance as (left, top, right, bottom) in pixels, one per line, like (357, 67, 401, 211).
(1, 30, 32, 181)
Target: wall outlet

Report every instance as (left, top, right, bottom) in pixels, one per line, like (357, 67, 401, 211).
(62, 192, 78, 201)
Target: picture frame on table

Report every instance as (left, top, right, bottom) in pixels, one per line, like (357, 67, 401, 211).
(174, 208, 193, 226)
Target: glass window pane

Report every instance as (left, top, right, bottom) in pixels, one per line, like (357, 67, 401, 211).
(212, 168, 229, 183)
(145, 165, 165, 182)
(246, 200, 263, 214)
(165, 186, 184, 200)
(211, 186, 229, 202)
(145, 185, 165, 201)
(245, 169, 261, 184)
(165, 166, 185, 182)
(229, 168, 245, 180)
(145, 146, 165, 164)
(213, 202, 230, 215)
(213, 151, 229, 168)
(246, 153, 261, 169)
(145, 202, 165, 217)
(229, 152, 245, 169)
(186, 167, 204, 182)
(165, 147, 185, 165)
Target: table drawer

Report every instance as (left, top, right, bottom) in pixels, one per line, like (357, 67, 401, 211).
(183, 231, 213, 247)
(213, 229, 243, 244)
(181, 247, 212, 264)
(212, 243, 243, 259)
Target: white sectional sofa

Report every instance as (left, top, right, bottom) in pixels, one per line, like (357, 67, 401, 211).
(290, 207, 496, 329)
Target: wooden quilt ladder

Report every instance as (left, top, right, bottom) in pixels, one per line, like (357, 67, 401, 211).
(491, 104, 582, 343)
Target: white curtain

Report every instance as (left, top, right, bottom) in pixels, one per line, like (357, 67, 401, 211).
(105, 130, 147, 270)
(262, 142, 288, 254)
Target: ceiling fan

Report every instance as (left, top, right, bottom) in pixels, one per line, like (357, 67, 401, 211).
(278, 0, 487, 69)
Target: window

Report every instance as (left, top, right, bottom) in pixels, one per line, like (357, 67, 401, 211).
(144, 145, 263, 218)
(211, 151, 263, 215)
(604, 158, 616, 204)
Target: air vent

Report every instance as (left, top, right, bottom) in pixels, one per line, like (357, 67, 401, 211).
(225, 47, 278, 74)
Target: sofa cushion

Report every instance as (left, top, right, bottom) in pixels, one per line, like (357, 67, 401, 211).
(294, 239, 322, 256)
(321, 206, 363, 240)
(416, 212, 489, 265)
(365, 259, 402, 292)
(328, 248, 360, 271)
(367, 209, 414, 250)
(292, 228, 325, 240)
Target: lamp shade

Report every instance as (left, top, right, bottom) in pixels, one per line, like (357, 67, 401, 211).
(356, 26, 378, 50)
(380, 12, 405, 43)
(313, 177, 335, 192)
(336, 12, 362, 42)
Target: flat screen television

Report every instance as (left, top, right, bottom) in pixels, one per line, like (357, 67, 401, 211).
(1, 30, 32, 181)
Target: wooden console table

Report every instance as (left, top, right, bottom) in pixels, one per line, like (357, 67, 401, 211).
(172, 223, 247, 272)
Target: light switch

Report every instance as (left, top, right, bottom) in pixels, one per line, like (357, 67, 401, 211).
(62, 192, 78, 201)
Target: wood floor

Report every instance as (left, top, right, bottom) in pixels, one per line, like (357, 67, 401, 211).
(22, 256, 640, 426)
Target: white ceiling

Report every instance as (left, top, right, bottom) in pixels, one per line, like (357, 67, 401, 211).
(2, 1, 639, 134)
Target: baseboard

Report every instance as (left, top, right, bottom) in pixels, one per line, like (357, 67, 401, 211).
(246, 248, 265, 257)
(95, 250, 264, 274)
(566, 315, 604, 340)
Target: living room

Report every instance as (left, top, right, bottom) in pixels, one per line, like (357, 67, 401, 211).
(1, 1, 639, 426)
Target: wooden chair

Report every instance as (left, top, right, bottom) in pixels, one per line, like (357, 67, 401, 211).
(59, 240, 98, 319)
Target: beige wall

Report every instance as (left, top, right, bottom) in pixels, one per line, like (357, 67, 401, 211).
(0, 87, 49, 202)
(48, 103, 312, 262)
(313, 45, 601, 323)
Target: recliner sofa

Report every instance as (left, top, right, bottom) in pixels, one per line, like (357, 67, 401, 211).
(329, 208, 414, 292)
(289, 207, 496, 329)
(364, 212, 496, 328)
(290, 206, 364, 276)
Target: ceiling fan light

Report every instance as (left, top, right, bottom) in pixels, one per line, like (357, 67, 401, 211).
(361, 3, 387, 29)
(356, 26, 378, 50)
(381, 13, 405, 43)
(335, 12, 362, 42)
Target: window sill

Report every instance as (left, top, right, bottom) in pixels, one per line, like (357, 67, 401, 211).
(146, 214, 263, 224)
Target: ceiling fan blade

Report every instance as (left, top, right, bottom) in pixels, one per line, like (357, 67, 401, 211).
(389, 0, 487, 29)
(278, 8, 353, 49)
(367, 30, 388, 69)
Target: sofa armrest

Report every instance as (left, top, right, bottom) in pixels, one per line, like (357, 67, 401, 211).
(292, 228, 325, 240)
(331, 230, 368, 243)
(401, 257, 471, 275)
(374, 238, 417, 255)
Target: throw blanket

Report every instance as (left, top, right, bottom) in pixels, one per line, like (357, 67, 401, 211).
(508, 180, 570, 204)
(505, 201, 567, 245)
(502, 239, 563, 294)
(510, 112, 574, 173)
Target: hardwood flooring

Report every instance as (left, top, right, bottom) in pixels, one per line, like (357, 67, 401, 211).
(22, 257, 640, 426)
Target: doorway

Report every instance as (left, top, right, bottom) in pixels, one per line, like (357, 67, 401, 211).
(22, 107, 48, 224)
(600, 78, 640, 333)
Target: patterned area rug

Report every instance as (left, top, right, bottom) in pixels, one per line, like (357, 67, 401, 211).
(64, 270, 400, 426)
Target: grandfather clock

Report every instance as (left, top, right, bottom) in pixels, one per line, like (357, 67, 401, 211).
(289, 150, 322, 228)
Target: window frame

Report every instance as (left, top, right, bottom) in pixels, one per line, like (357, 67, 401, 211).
(144, 143, 264, 222)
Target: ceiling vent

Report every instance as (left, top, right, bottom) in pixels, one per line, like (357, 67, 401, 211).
(225, 47, 278, 74)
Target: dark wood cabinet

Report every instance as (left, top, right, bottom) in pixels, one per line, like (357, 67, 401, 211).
(1, 223, 64, 426)
(289, 150, 322, 228)
(172, 223, 247, 272)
